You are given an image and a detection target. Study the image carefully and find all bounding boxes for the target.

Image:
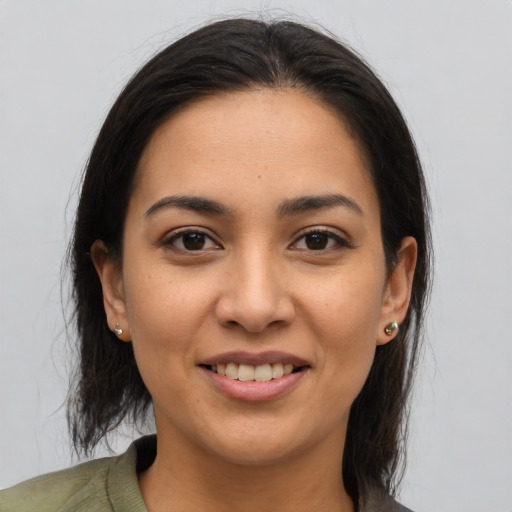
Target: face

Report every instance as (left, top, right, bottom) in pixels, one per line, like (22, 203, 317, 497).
(94, 89, 416, 467)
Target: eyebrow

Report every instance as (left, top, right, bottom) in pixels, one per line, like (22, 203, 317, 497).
(277, 194, 364, 217)
(145, 195, 231, 217)
(145, 193, 363, 218)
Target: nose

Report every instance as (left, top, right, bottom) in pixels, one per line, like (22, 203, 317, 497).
(215, 247, 296, 333)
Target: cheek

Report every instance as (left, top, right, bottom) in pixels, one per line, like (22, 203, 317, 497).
(306, 262, 385, 341)
(122, 264, 216, 367)
(304, 264, 385, 394)
(121, 269, 214, 409)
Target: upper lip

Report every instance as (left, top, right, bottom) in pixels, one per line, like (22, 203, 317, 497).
(200, 351, 310, 367)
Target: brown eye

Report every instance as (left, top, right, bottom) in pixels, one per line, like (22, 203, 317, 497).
(291, 229, 352, 252)
(305, 232, 329, 250)
(165, 230, 220, 252)
(182, 232, 206, 250)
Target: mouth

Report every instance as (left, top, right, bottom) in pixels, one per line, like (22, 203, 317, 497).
(201, 362, 308, 382)
(199, 352, 310, 401)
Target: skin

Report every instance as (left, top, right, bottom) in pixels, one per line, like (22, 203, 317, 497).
(92, 89, 417, 512)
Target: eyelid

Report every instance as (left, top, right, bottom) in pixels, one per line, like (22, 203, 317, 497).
(289, 226, 354, 250)
(158, 225, 352, 252)
(160, 226, 223, 251)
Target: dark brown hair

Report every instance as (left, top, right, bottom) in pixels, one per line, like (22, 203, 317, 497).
(68, 18, 432, 502)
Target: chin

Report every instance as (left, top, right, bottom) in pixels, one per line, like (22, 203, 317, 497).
(198, 418, 321, 467)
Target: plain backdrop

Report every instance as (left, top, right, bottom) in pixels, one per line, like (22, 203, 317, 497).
(1, 1, 511, 511)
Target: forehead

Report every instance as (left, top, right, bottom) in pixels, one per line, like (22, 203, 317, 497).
(132, 89, 378, 218)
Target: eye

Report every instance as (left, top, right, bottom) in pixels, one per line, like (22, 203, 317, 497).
(291, 229, 351, 251)
(165, 230, 220, 251)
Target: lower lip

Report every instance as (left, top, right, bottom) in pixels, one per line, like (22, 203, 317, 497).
(200, 367, 309, 402)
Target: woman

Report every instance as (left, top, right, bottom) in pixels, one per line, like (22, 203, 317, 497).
(1, 18, 431, 512)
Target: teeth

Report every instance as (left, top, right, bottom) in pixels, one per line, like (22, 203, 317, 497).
(211, 362, 297, 381)
(238, 364, 255, 381)
(272, 363, 284, 379)
(225, 363, 238, 379)
(254, 364, 272, 382)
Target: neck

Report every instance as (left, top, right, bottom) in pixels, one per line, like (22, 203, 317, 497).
(139, 427, 354, 512)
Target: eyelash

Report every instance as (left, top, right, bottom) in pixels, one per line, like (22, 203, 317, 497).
(162, 228, 221, 252)
(161, 227, 353, 253)
(290, 228, 353, 251)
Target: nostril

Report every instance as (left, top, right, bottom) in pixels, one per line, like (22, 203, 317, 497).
(215, 288, 295, 333)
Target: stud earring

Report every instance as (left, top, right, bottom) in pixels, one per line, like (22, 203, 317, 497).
(384, 321, 399, 336)
(114, 323, 123, 336)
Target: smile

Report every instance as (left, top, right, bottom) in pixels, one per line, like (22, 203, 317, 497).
(199, 352, 311, 401)
(205, 362, 298, 382)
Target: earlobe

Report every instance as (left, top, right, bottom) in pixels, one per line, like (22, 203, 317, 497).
(377, 236, 417, 346)
(90, 240, 131, 342)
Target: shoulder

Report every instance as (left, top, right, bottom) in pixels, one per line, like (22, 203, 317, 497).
(0, 436, 155, 512)
(0, 456, 114, 512)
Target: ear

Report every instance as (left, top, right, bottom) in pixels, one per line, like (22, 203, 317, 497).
(377, 236, 417, 346)
(90, 240, 131, 342)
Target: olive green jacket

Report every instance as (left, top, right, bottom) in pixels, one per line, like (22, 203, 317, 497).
(1, 436, 412, 512)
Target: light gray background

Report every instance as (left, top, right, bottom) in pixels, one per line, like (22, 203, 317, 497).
(1, 1, 511, 511)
